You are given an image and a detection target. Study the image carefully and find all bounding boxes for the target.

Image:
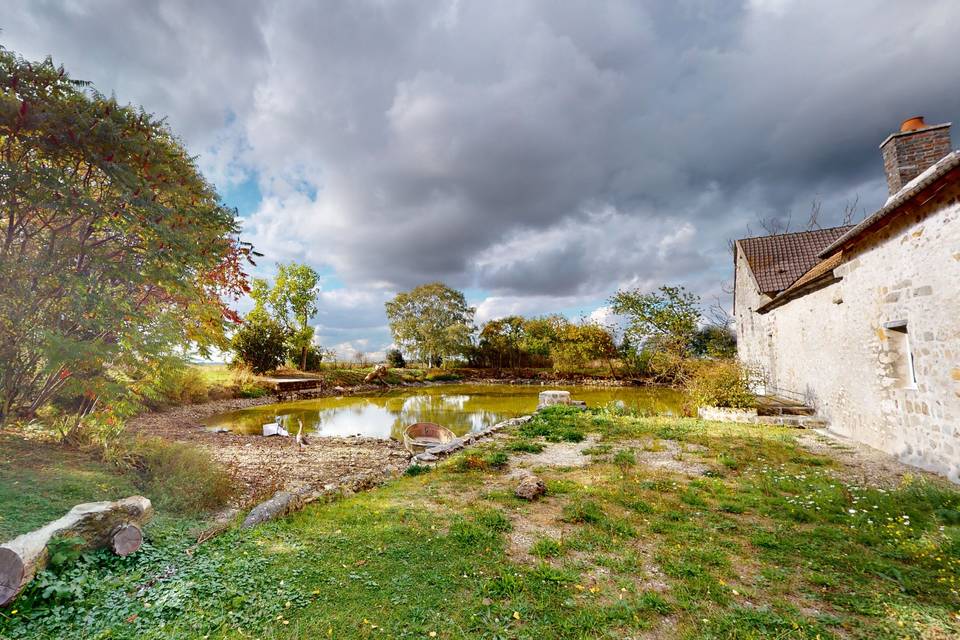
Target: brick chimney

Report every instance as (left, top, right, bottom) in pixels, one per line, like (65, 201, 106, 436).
(879, 116, 952, 195)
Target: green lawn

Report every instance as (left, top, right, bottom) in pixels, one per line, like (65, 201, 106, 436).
(2, 408, 959, 639)
(0, 435, 139, 540)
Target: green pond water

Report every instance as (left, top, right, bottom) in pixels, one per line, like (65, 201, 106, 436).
(203, 384, 685, 440)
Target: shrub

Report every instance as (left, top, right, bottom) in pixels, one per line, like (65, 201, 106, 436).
(231, 315, 288, 374)
(648, 349, 692, 384)
(150, 366, 211, 407)
(287, 344, 323, 371)
(686, 360, 756, 409)
(386, 349, 406, 368)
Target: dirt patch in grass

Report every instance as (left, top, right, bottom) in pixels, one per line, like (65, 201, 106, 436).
(128, 400, 411, 501)
(506, 496, 569, 562)
(508, 434, 600, 469)
(796, 429, 947, 488)
(617, 438, 711, 477)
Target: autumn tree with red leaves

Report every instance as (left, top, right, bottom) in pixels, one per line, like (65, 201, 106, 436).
(0, 48, 252, 425)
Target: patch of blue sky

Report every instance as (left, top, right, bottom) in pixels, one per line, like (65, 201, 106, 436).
(220, 174, 262, 218)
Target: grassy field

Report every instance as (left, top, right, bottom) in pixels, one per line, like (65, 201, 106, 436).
(2, 407, 959, 639)
(0, 435, 141, 540)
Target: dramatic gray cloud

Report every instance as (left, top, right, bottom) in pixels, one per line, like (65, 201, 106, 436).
(3, 0, 959, 355)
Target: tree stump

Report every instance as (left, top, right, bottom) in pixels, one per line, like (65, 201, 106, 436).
(0, 496, 152, 606)
(109, 524, 144, 557)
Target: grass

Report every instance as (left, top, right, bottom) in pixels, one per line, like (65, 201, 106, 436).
(0, 434, 140, 539)
(0, 433, 234, 544)
(3, 408, 959, 639)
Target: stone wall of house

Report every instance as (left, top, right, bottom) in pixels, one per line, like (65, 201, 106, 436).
(733, 245, 771, 390)
(742, 185, 960, 481)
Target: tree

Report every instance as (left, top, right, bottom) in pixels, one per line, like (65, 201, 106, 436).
(0, 48, 251, 425)
(386, 349, 406, 368)
(385, 283, 475, 367)
(478, 316, 525, 369)
(231, 315, 288, 374)
(691, 325, 737, 358)
(550, 322, 617, 374)
(249, 262, 320, 370)
(609, 286, 701, 356)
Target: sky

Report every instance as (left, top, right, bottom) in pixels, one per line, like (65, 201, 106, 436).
(3, 0, 960, 360)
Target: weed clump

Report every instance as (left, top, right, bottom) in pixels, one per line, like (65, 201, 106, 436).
(507, 440, 545, 454)
(126, 437, 234, 516)
(519, 406, 585, 442)
(612, 449, 636, 468)
(404, 464, 431, 477)
(530, 537, 563, 558)
(562, 499, 606, 525)
(452, 451, 509, 472)
(486, 452, 509, 469)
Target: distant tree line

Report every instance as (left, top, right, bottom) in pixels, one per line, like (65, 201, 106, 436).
(381, 282, 735, 378)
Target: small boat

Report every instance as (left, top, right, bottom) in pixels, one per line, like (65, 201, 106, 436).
(262, 422, 289, 437)
(403, 422, 455, 452)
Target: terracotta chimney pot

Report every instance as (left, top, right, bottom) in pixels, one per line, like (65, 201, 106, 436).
(900, 116, 926, 132)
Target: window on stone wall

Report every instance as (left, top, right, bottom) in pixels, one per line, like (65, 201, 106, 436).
(884, 320, 917, 390)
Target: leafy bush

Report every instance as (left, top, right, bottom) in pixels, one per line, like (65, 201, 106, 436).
(686, 359, 756, 409)
(647, 349, 693, 384)
(287, 344, 323, 371)
(386, 349, 406, 368)
(231, 315, 289, 374)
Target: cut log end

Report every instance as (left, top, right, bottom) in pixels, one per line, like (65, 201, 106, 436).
(110, 524, 143, 557)
(0, 547, 25, 607)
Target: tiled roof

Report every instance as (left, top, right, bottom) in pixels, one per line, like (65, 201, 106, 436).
(757, 251, 844, 313)
(737, 226, 852, 295)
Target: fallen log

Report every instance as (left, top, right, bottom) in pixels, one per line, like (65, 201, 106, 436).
(0, 496, 152, 606)
(364, 364, 389, 383)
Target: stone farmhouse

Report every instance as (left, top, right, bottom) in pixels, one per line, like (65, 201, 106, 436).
(734, 117, 960, 481)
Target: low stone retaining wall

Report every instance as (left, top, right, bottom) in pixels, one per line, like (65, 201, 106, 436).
(698, 406, 827, 429)
(698, 406, 759, 423)
(410, 416, 532, 465)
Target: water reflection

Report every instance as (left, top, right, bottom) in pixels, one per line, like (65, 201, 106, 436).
(203, 384, 684, 440)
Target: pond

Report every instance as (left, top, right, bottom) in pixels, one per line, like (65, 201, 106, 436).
(203, 384, 685, 440)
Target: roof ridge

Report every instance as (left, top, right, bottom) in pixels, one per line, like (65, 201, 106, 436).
(738, 224, 853, 243)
